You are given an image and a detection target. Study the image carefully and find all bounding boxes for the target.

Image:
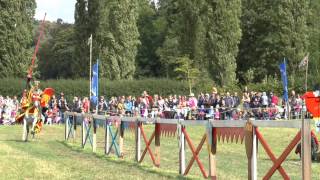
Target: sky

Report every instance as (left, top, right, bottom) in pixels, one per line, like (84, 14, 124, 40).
(35, 0, 76, 23)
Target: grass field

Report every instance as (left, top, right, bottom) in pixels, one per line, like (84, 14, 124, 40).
(1, 124, 320, 179)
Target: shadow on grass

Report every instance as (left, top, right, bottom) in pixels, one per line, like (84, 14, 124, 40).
(0, 139, 27, 143)
(58, 140, 193, 180)
(260, 158, 301, 162)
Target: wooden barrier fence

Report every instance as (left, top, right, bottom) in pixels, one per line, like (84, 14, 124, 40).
(64, 112, 311, 179)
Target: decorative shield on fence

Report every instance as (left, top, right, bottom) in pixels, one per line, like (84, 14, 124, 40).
(216, 127, 245, 143)
(160, 124, 177, 137)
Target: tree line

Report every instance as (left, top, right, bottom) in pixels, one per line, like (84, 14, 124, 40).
(0, 0, 319, 89)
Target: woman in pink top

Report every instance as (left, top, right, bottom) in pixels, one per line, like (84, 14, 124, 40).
(188, 93, 198, 110)
(270, 93, 279, 106)
(82, 97, 90, 113)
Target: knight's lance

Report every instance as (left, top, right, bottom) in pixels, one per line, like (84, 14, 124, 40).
(27, 13, 47, 80)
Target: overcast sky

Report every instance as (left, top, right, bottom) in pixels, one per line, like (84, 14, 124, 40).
(34, 0, 159, 24)
(35, 0, 76, 23)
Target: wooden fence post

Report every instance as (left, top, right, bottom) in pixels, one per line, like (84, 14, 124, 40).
(155, 123, 161, 167)
(93, 117, 97, 153)
(65, 112, 68, 140)
(245, 121, 257, 180)
(251, 127, 258, 180)
(81, 114, 85, 148)
(178, 123, 186, 175)
(105, 119, 110, 154)
(119, 120, 124, 157)
(302, 118, 311, 180)
(207, 124, 217, 179)
(135, 120, 141, 162)
(73, 113, 77, 142)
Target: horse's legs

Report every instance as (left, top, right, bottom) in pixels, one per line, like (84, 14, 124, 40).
(31, 116, 37, 138)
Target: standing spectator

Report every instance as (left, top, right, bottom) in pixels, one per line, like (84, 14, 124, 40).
(98, 96, 108, 114)
(52, 104, 61, 124)
(188, 93, 198, 120)
(224, 92, 234, 120)
(232, 92, 240, 119)
(261, 92, 269, 108)
(58, 93, 69, 122)
(139, 96, 148, 117)
(158, 96, 165, 115)
(197, 93, 205, 107)
(46, 109, 53, 125)
(117, 97, 125, 115)
(109, 97, 117, 113)
(167, 95, 174, 109)
(188, 93, 198, 110)
(72, 96, 82, 113)
(151, 95, 159, 118)
(214, 106, 220, 120)
(82, 97, 90, 113)
(203, 93, 211, 109)
(270, 92, 279, 106)
(50, 95, 57, 109)
(124, 96, 133, 116)
(289, 90, 297, 118)
(294, 94, 303, 118)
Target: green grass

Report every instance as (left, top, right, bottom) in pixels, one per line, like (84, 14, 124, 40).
(1, 124, 320, 179)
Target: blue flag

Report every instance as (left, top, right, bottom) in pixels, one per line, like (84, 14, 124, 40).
(279, 59, 288, 102)
(91, 60, 99, 105)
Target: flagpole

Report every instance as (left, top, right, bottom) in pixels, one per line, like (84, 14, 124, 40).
(96, 59, 99, 115)
(305, 54, 309, 92)
(89, 34, 93, 105)
(284, 58, 290, 120)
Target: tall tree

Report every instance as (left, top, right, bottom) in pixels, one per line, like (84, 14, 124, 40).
(307, 0, 320, 88)
(135, 1, 166, 77)
(205, 0, 242, 87)
(0, 0, 36, 78)
(74, 0, 89, 77)
(97, 0, 140, 80)
(157, 0, 206, 78)
(237, 1, 309, 85)
(38, 21, 75, 79)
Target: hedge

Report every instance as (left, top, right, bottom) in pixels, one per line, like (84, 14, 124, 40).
(0, 78, 213, 100)
(0, 77, 298, 100)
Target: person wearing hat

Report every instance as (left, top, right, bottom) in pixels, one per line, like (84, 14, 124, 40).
(212, 87, 218, 94)
(188, 93, 198, 120)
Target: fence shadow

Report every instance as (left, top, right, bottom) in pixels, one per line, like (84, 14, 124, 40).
(58, 140, 190, 180)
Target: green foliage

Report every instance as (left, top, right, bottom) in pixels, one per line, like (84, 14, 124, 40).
(1, 0, 319, 92)
(157, 0, 207, 78)
(205, 0, 241, 87)
(135, 1, 165, 77)
(74, 0, 89, 78)
(174, 56, 200, 94)
(0, 0, 36, 78)
(38, 21, 75, 79)
(237, 1, 309, 85)
(307, 0, 320, 90)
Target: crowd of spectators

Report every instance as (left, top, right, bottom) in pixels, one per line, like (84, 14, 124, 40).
(87, 88, 306, 121)
(0, 87, 308, 125)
